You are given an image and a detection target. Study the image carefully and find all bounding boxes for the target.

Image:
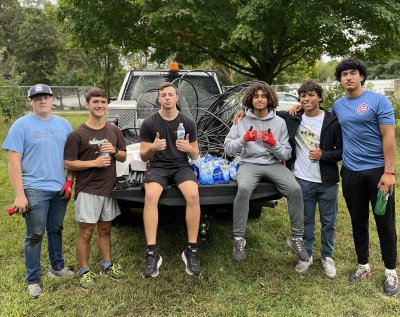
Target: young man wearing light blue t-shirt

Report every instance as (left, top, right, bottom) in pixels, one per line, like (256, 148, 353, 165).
(2, 84, 74, 298)
(332, 58, 398, 296)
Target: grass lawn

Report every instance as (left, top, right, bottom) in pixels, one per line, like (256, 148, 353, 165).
(0, 114, 399, 316)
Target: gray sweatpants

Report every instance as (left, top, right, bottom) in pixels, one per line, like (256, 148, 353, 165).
(233, 162, 304, 238)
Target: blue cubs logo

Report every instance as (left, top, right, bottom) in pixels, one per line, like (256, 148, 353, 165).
(357, 103, 369, 114)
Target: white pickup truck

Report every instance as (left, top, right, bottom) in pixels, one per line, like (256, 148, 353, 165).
(108, 65, 282, 235)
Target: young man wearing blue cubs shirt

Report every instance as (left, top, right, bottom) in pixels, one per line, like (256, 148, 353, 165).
(332, 58, 398, 296)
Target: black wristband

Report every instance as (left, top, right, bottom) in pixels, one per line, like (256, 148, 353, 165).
(112, 147, 119, 159)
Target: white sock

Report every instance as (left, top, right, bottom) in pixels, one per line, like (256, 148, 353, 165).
(234, 237, 243, 240)
(385, 268, 397, 276)
(359, 263, 370, 271)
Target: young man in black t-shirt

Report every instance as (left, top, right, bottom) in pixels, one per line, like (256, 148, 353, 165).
(139, 82, 201, 277)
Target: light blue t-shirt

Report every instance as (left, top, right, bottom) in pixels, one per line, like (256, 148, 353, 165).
(2, 114, 73, 191)
(332, 90, 395, 171)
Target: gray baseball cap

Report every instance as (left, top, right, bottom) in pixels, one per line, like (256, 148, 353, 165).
(28, 84, 53, 98)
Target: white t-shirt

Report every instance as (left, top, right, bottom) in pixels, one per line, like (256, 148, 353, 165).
(293, 111, 325, 183)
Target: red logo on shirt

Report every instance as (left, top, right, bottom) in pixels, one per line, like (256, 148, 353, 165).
(357, 103, 369, 114)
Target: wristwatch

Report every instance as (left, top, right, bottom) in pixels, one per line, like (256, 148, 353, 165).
(112, 146, 119, 159)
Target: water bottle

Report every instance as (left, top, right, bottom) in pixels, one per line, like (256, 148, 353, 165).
(177, 123, 185, 140)
(309, 143, 319, 175)
(374, 185, 389, 216)
(310, 159, 319, 175)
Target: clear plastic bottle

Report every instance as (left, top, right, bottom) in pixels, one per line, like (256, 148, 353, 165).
(177, 123, 185, 140)
(310, 159, 319, 175)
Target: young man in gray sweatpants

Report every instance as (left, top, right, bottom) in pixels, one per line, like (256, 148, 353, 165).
(224, 83, 308, 263)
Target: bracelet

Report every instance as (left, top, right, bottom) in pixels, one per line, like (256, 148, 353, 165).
(384, 171, 395, 175)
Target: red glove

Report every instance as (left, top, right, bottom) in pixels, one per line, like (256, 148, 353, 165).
(8, 208, 16, 216)
(244, 127, 257, 142)
(60, 180, 73, 201)
(260, 129, 276, 147)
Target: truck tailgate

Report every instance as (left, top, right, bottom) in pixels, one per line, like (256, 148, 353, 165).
(112, 181, 282, 208)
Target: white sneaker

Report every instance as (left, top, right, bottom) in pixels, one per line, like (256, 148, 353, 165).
(295, 256, 313, 273)
(48, 267, 75, 278)
(27, 283, 41, 298)
(321, 257, 336, 278)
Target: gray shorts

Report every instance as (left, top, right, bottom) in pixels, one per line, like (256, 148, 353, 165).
(75, 192, 121, 224)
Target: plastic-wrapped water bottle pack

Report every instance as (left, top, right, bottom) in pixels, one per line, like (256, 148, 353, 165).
(191, 155, 240, 185)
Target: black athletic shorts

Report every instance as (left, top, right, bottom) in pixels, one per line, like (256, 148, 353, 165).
(144, 165, 197, 189)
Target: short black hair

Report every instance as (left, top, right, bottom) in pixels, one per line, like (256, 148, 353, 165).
(334, 58, 368, 85)
(297, 80, 323, 103)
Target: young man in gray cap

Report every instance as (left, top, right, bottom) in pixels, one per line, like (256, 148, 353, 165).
(2, 84, 75, 298)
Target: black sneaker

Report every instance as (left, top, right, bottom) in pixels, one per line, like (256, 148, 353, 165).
(287, 237, 309, 262)
(182, 248, 201, 276)
(143, 251, 162, 278)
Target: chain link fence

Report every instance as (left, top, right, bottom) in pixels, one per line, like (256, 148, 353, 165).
(12, 86, 91, 110)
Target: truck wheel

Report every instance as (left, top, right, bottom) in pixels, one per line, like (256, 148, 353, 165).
(248, 202, 264, 219)
(117, 200, 131, 214)
(112, 200, 131, 226)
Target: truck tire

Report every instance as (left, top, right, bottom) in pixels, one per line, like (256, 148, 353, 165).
(248, 201, 264, 219)
(112, 200, 132, 226)
(117, 200, 131, 214)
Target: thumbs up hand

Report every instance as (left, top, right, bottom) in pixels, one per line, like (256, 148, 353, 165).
(309, 143, 322, 160)
(152, 132, 167, 151)
(243, 126, 257, 142)
(260, 129, 276, 147)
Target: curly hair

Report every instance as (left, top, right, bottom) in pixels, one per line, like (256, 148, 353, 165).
(298, 80, 324, 103)
(242, 83, 279, 109)
(334, 58, 368, 85)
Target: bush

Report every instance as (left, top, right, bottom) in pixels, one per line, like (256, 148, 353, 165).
(0, 76, 27, 123)
(321, 84, 345, 111)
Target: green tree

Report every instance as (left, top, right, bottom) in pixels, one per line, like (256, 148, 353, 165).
(312, 59, 339, 84)
(56, 2, 129, 93)
(13, 7, 62, 84)
(0, 0, 25, 78)
(367, 60, 400, 80)
(1, 0, 62, 84)
(58, 0, 400, 84)
(0, 69, 27, 122)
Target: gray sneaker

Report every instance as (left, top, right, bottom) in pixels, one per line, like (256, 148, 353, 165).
(232, 238, 246, 262)
(48, 267, 75, 278)
(321, 257, 336, 278)
(27, 283, 41, 298)
(348, 265, 372, 284)
(295, 256, 313, 273)
(384, 272, 400, 297)
(287, 237, 309, 262)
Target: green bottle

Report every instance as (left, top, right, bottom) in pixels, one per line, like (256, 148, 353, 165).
(374, 185, 389, 216)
